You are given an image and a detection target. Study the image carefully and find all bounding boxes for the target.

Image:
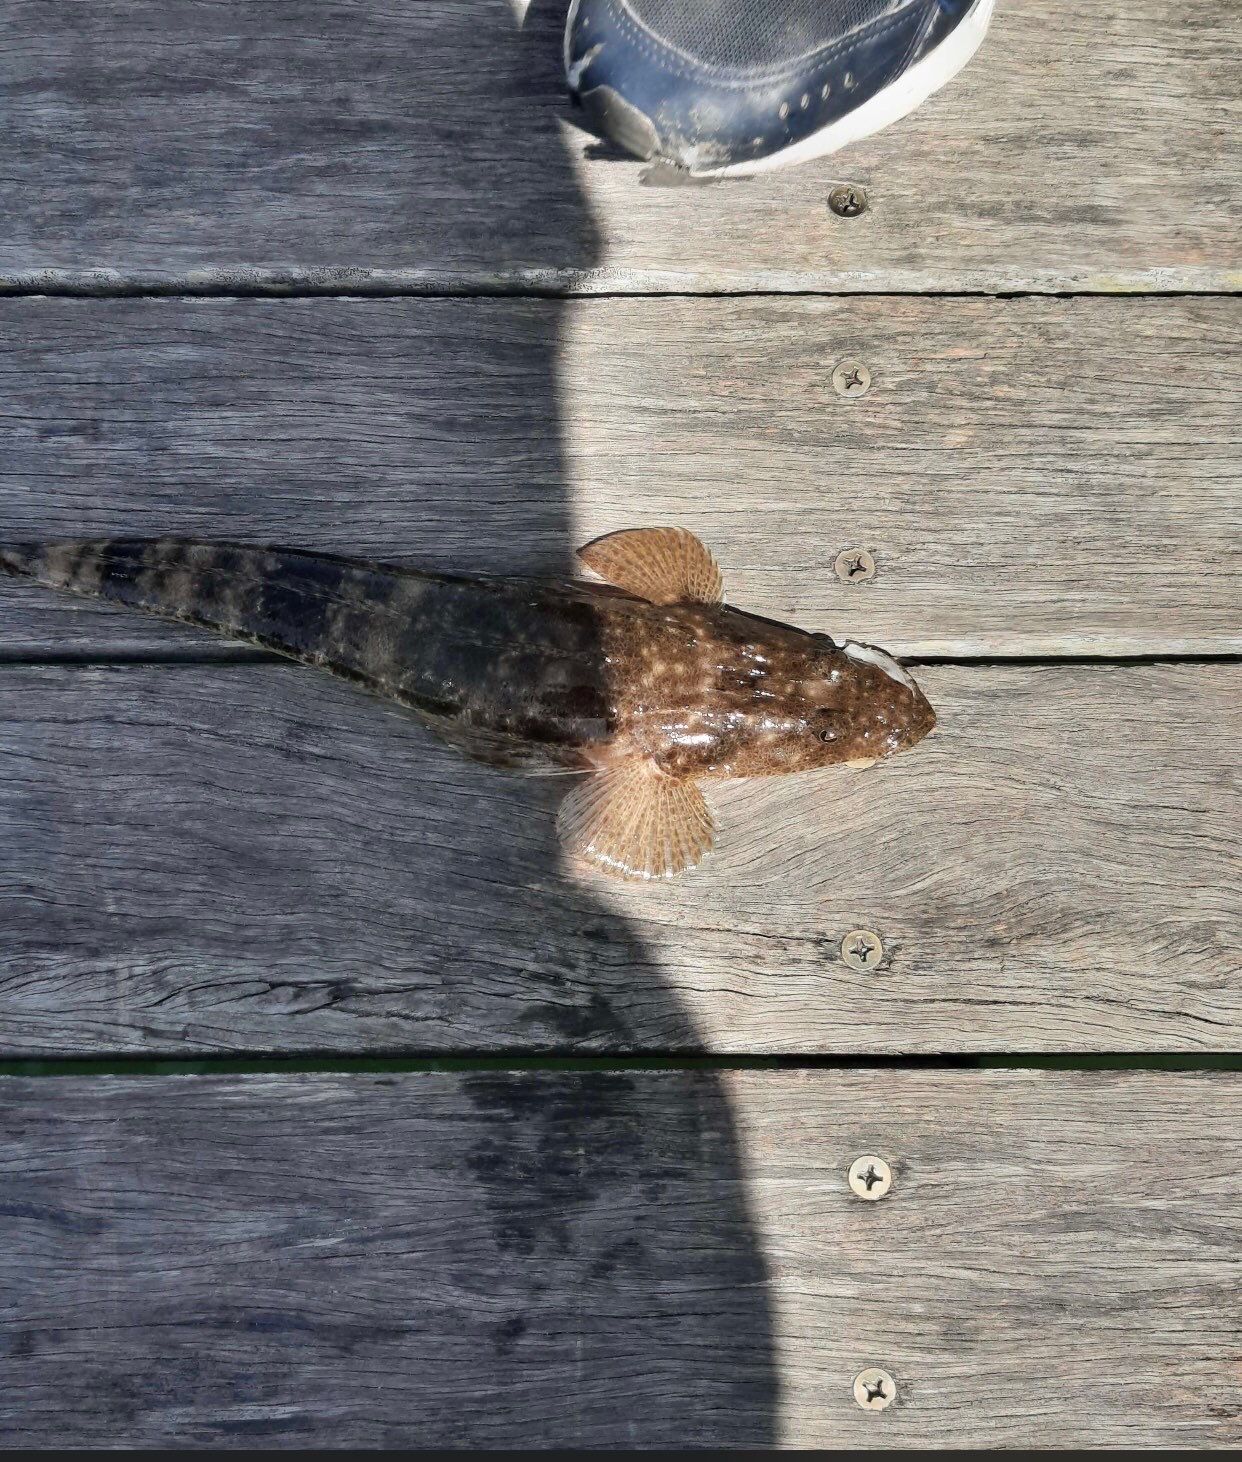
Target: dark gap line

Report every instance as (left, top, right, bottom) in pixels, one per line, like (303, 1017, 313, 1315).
(0, 647, 285, 667)
(905, 652, 1242, 668)
(0, 1052, 1237, 1078)
(0, 649, 1237, 670)
(0, 282, 1238, 303)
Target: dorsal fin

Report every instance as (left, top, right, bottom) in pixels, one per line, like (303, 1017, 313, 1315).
(576, 527, 723, 605)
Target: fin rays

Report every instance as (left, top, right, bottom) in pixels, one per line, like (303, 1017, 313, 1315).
(577, 527, 723, 605)
(557, 761, 715, 880)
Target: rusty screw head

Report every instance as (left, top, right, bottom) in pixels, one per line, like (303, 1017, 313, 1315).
(829, 184, 868, 217)
(840, 929, 883, 970)
(833, 548, 876, 584)
(848, 1155, 893, 1201)
(832, 360, 871, 398)
(854, 1367, 896, 1411)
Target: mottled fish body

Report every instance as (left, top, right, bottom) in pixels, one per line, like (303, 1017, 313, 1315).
(0, 538, 619, 765)
(1, 529, 936, 879)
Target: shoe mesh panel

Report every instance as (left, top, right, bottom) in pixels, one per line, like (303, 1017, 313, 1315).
(624, 0, 905, 69)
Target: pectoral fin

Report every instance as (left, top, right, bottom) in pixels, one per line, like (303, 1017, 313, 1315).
(577, 527, 723, 605)
(557, 761, 715, 880)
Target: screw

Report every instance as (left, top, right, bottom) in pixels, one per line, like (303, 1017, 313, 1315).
(853, 1367, 896, 1411)
(840, 928, 883, 971)
(829, 184, 868, 217)
(848, 1154, 893, 1201)
(832, 360, 871, 398)
(833, 549, 876, 584)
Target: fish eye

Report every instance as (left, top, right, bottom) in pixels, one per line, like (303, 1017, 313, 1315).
(818, 726, 838, 743)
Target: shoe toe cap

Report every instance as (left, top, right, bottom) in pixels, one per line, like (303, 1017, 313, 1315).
(565, 0, 970, 174)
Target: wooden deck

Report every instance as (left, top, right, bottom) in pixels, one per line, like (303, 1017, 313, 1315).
(1, 0, 1239, 1449)
(3, 1071, 1237, 1449)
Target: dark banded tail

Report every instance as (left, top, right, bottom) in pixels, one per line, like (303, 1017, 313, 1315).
(3, 538, 615, 762)
(0, 544, 45, 580)
(0, 538, 434, 682)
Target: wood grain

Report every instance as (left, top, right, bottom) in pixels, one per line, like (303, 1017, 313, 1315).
(0, 661, 1234, 1055)
(2, 295, 1238, 658)
(0, 0, 1237, 293)
(0, 1069, 1236, 1448)
(3, 5, 1235, 1449)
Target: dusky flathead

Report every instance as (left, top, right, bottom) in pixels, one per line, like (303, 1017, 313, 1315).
(1, 528, 936, 879)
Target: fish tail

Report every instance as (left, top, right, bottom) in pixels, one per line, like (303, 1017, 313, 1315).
(0, 542, 50, 581)
(1, 538, 264, 626)
(4, 539, 139, 593)
(0, 537, 429, 671)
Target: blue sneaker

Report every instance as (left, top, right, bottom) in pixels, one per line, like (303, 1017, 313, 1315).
(565, 0, 994, 175)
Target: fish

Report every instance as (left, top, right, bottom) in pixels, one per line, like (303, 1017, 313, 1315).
(0, 528, 936, 880)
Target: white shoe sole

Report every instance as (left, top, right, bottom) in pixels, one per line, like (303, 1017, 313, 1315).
(690, 0, 995, 178)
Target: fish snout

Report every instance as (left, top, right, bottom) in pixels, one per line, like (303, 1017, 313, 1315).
(866, 682, 935, 759)
(838, 640, 936, 757)
(901, 681, 937, 749)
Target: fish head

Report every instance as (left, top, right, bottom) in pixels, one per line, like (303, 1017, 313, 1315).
(802, 638, 936, 767)
(628, 610, 935, 780)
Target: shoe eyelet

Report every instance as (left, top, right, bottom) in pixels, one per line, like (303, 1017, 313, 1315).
(778, 101, 790, 119)
(822, 82, 831, 99)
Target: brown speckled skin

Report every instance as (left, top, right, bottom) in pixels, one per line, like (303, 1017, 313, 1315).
(0, 539, 935, 776)
(601, 601, 934, 778)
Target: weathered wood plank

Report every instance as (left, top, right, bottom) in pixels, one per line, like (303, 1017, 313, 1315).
(0, 1070, 1236, 1448)
(2, 296, 1238, 658)
(0, 662, 1234, 1054)
(1, 0, 1237, 293)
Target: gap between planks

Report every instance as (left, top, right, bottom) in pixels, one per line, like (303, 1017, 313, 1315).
(1, 650, 1238, 668)
(1, 1053, 1238, 1078)
(2, 278, 1241, 301)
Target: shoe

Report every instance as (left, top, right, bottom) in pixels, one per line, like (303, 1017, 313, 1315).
(565, 0, 994, 176)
